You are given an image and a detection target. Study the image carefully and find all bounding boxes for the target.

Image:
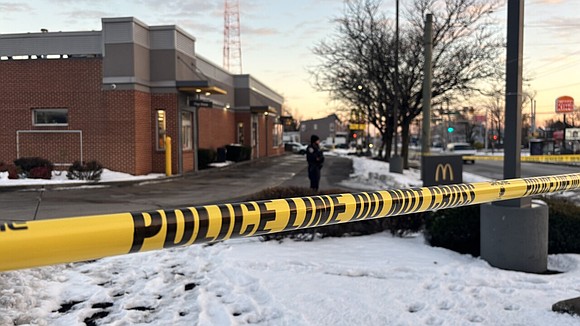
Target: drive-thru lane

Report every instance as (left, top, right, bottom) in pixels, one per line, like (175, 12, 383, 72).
(0, 154, 354, 221)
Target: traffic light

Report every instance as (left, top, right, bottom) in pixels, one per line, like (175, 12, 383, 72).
(353, 132, 358, 139)
(493, 135, 498, 141)
(447, 127, 454, 133)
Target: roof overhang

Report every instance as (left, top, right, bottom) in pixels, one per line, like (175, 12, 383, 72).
(177, 80, 227, 95)
(250, 106, 278, 115)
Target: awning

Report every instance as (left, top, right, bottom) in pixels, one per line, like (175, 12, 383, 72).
(250, 106, 277, 115)
(176, 80, 227, 95)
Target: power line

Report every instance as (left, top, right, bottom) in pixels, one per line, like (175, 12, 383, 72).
(535, 81, 580, 92)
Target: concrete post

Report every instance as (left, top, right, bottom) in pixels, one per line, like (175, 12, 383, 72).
(481, 200, 548, 273)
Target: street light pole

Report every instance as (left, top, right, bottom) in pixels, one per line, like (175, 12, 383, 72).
(390, 0, 403, 173)
(421, 13, 433, 158)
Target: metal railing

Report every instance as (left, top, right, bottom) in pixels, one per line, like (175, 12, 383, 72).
(1, 173, 580, 272)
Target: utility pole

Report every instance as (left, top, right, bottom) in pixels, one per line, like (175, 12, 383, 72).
(481, 0, 549, 274)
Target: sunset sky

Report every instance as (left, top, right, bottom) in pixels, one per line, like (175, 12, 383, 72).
(1, 0, 579, 125)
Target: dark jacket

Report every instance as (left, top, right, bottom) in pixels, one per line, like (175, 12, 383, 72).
(306, 143, 324, 168)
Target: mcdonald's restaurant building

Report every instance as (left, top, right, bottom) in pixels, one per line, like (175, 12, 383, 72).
(0, 17, 284, 175)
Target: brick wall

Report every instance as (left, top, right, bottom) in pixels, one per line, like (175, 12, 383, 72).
(198, 107, 236, 150)
(0, 57, 282, 176)
(0, 58, 104, 165)
(0, 58, 147, 174)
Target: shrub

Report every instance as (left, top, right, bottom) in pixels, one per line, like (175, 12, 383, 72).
(14, 157, 53, 178)
(382, 212, 426, 237)
(424, 204, 481, 257)
(545, 197, 580, 254)
(29, 166, 53, 179)
(67, 160, 103, 181)
(198, 149, 217, 169)
(246, 187, 385, 241)
(0, 162, 18, 179)
(423, 197, 580, 256)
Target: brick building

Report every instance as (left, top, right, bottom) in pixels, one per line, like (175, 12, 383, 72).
(0, 17, 284, 175)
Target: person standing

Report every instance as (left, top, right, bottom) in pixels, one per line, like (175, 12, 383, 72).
(306, 135, 324, 191)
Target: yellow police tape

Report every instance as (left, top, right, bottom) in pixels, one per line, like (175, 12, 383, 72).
(463, 154, 580, 162)
(2, 172, 580, 272)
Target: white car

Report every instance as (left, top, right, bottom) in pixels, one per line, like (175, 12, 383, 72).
(284, 142, 308, 154)
(446, 143, 477, 164)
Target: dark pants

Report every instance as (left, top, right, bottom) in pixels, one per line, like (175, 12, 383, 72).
(308, 165, 321, 191)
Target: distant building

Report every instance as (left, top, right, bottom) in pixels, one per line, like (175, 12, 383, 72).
(0, 17, 284, 175)
(300, 114, 347, 145)
(280, 115, 300, 143)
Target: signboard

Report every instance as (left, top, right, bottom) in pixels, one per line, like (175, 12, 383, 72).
(566, 128, 580, 141)
(349, 123, 366, 130)
(422, 155, 463, 187)
(555, 96, 574, 113)
(473, 115, 486, 123)
(189, 99, 213, 108)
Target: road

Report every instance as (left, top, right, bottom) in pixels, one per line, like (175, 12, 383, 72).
(0, 154, 354, 222)
(463, 160, 580, 179)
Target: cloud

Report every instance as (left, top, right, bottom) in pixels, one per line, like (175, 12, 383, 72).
(135, 0, 220, 18)
(242, 26, 278, 36)
(65, 10, 111, 20)
(0, 2, 32, 12)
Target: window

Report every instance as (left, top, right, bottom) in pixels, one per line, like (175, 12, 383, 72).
(181, 111, 192, 150)
(33, 108, 68, 126)
(273, 123, 283, 147)
(156, 110, 166, 151)
(237, 122, 245, 144)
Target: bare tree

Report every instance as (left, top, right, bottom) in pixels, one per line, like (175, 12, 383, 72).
(311, 0, 396, 158)
(310, 0, 504, 167)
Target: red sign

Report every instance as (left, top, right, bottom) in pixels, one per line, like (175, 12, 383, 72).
(556, 96, 574, 113)
(473, 115, 486, 123)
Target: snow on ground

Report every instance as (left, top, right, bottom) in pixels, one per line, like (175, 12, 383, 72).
(0, 169, 164, 186)
(2, 153, 580, 325)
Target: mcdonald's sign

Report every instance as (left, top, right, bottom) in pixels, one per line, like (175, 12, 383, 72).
(435, 163, 454, 182)
(422, 155, 463, 186)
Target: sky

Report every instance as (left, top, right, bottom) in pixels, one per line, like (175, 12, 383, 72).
(2, 153, 580, 325)
(1, 0, 579, 123)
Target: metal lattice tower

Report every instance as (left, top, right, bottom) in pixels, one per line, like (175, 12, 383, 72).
(223, 0, 243, 74)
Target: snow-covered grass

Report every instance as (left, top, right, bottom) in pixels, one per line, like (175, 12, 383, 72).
(1, 154, 580, 325)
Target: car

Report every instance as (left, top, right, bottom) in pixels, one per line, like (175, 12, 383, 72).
(446, 142, 477, 164)
(284, 142, 308, 154)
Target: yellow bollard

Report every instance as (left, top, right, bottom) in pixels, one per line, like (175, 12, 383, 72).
(165, 136, 172, 176)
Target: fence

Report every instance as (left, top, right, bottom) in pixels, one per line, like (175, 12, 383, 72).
(1, 172, 580, 272)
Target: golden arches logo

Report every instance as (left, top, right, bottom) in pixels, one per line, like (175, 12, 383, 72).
(435, 163, 454, 182)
